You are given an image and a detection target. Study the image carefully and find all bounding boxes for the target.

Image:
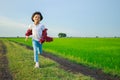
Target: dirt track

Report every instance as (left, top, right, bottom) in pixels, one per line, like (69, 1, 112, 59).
(0, 40, 12, 80)
(16, 41, 120, 80)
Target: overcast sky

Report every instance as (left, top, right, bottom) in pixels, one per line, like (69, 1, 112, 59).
(0, 0, 120, 37)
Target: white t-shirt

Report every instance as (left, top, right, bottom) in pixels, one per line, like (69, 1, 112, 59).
(28, 23, 45, 41)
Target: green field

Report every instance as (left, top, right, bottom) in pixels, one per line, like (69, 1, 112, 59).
(7, 37, 120, 77)
(0, 39, 93, 80)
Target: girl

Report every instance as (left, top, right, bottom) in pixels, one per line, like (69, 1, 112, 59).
(25, 12, 45, 68)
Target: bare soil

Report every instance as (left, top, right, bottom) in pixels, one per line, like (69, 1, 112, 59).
(0, 40, 13, 80)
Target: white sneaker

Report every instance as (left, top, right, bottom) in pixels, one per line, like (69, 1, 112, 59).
(34, 62, 39, 68)
(35, 65, 39, 68)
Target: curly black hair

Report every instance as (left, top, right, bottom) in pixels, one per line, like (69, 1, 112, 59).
(31, 11, 43, 22)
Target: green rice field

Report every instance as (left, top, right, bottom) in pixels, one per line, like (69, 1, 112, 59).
(7, 37, 120, 77)
(0, 39, 93, 80)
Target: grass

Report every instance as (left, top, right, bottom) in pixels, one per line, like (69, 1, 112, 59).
(43, 38, 120, 76)
(7, 37, 120, 77)
(1, 39, 94, 80)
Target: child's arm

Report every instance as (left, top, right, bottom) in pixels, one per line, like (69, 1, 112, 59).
(25, 36, 29, 41)
(25, 29, 32, 41)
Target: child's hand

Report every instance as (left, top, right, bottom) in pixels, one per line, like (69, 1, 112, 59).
(25, 36, 29, 41)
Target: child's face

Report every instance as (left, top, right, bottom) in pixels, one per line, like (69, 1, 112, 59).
(33, 14, 41, 23)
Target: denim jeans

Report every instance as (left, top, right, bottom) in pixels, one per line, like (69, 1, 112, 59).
(32, 39, 42, 62)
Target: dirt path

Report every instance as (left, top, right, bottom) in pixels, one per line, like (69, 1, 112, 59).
(13, 41, 120, 80)
(0, 40, 13, 80)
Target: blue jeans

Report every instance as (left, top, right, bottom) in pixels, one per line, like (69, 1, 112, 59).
(32, 39, 42, 62)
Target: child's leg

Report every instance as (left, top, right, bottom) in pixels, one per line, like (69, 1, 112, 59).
(38, 43, 42, 54)
(32, 40, 39, 62)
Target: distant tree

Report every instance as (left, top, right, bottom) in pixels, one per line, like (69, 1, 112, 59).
(58, 33, 67, 38)
(96, 36, 99, 38)
(114, 36, 117, 38)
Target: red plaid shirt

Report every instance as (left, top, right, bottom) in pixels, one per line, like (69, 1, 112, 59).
(25, 28, 53, 43)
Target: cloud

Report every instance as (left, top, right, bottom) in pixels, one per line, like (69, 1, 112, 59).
(0, 16, 27, 28)
(0, 16, 27, 37)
